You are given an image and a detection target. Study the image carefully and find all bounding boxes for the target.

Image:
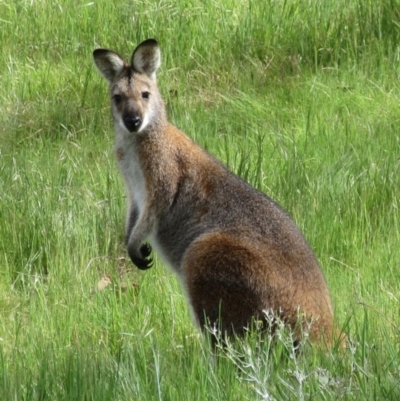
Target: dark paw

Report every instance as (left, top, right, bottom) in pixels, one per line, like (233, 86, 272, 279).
(128, 243, 153, 270)
(140, 243, 152, 258)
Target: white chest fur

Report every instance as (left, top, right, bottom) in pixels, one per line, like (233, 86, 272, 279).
(114, 134, 147, 218)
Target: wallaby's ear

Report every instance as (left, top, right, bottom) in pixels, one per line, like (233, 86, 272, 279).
(131, 39, 161, 80)
(93, 49, 126, 82)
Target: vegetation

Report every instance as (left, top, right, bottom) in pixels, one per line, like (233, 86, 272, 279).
(0, 0, 399, 399)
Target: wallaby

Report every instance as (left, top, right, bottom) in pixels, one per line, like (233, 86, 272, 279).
(93, 39, 334, 345)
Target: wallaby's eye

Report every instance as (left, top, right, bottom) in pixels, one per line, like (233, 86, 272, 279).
(113, 94, 122, 104)
(142, 91, 150, 100)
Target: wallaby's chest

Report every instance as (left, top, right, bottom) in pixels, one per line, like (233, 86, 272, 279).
(114, 138, 147, 212)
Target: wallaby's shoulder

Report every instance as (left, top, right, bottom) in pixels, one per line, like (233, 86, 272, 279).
(158, 122, 227, 176)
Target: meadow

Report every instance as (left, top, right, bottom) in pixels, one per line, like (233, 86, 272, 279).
(1, 0, 400, 399)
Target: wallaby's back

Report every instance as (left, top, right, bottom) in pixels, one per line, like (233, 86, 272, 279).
(93, 39, 334, 345)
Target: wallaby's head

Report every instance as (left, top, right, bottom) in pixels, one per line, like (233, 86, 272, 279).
(93, 39, 164, 134)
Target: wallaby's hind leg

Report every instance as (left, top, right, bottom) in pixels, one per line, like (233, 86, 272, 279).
(182, 232, 270, 338)
(182, 232, 334, 345)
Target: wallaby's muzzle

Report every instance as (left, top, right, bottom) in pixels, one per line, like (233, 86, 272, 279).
(123, 114, 142, 132)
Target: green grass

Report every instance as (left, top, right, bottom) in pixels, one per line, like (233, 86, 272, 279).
(1, 0, 400, 399)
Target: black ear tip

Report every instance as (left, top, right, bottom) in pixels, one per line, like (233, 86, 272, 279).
(140, 38, 159, 47)
(93, 48, 107, 58)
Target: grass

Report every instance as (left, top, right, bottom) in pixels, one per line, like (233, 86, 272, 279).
(1, 0, 400, 399)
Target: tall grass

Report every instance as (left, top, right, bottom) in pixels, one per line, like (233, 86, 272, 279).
(1, 0, 400, 399)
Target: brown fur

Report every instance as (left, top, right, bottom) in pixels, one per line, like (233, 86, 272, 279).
(93, 39, 335, 346)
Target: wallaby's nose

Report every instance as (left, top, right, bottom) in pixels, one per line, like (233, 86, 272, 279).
(124, 115, 142, 132)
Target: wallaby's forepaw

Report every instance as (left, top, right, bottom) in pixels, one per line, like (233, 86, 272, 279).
(140, 243, 152, 258)
(128, 243, 153, 270)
